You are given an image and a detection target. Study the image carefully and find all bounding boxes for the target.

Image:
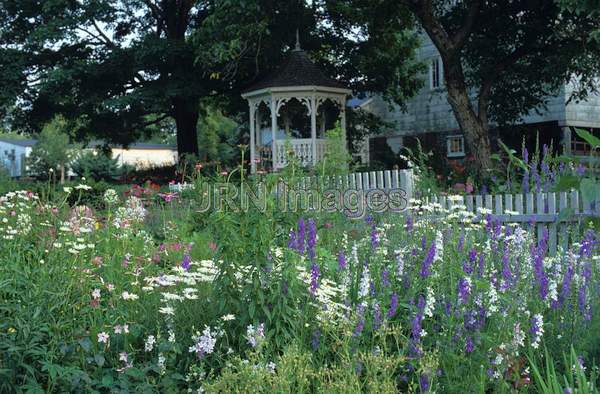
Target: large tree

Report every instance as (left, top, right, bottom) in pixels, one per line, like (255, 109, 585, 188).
(0, 0, 422, 159)
(341, 0, 600, 176)
(0, 0, 271, 156)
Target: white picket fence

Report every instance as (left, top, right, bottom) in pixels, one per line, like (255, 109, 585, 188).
(168, 170, 598, 255)
(293, 169, 414, 194)
(169, 168, 415, 197)
(421, 190, 599, 255)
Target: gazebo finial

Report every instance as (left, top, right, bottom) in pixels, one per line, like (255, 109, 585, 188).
(294, 29, 301, 51)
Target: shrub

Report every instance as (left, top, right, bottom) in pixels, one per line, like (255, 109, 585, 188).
(71, 151, 132, 181)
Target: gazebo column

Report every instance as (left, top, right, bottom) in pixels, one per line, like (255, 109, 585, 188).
(311, 96, 317, 165)
(270, 98, 277, 169)
(249, 102, 256, 174)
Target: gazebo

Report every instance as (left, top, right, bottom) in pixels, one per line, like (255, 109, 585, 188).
(242, 39, 351, 173)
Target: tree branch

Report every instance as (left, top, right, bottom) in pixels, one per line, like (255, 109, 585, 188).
(477, 45, 531, 122)
(452, 0, 481, 50)
(92, 20, 117, 48)
(142, 113, 170, 127)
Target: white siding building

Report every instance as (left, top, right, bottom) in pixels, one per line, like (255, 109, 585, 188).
(366, 34, 600, 163)
(0, 139, 178, 178)
(0, 139, 36, 177)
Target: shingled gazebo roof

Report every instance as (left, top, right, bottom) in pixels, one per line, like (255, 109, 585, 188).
(243, 48, 347, 94)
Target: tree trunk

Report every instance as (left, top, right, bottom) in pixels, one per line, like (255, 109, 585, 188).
(173, 98, 200, 159)
(444, 62, 494, 178)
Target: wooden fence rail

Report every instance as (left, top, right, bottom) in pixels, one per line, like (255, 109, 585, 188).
(421, 190, 599, 256)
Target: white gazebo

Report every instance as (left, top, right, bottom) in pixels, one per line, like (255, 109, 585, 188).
(242, 40, 351, 173)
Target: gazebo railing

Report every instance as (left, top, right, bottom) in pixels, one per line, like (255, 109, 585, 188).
(273, 139, 327, 169)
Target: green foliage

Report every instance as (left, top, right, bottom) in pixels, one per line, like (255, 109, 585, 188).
(318, 122, 351, 176)
(27, 115, 73, 180)
(197, 106, 239, 167)
(528, 347, 599, 394)
(71, 151, 130, 181)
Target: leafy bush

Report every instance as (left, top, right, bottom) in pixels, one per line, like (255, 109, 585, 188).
(27, 115, 74, 181)
(71, 151, 132, 181)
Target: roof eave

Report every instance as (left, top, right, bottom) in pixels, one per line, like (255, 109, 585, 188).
(242, 85, 352, 99)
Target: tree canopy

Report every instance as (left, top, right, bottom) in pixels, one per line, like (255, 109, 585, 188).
(0, 0, 422, 157)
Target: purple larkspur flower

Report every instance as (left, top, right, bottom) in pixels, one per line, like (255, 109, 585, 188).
(457, 277, 471, 304)
(533, 167, 541, 193)
(387, 292, 399, 319)
(576, 164, 586, 176)
(522, 170, 530, 193)
(420, 374, 430, 392)
(338, 250, 347, 270)
(523, 147, 529, 164)
(288, 229, 296, 249)
(373, 302, 383, 330)
(531, 231, 549, 301)
(463, 248, 477, 275)
(353, 306, 366, 338)
(307, 219, 317, 261)
(181, 254, 191, 271)
(411, 295, 426, 340)
(420, 241, 436, 278)
(406, 216, 414, 232)
(458, 233, 465, 253)
(311, 329, 321, 350)
(465, 336, 474, 353)
(478, 252, 485, 277)
(381, 269, 390, 287)
(370, 225, 379, 250)
(559, 262, 574, 307)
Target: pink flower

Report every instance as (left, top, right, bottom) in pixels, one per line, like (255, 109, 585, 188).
(208, 242, 217, 251)
(159, 192, 178, 203)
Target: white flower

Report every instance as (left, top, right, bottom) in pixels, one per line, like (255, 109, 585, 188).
(189, 326, 219, 357)
(246, 323, 265, 348)
(159, 306, 175, 316)
(75, 184, 92, 191)
(97, 332, 110, 343)
(424, 287, 436, 318)
(158, 353, 166, 375)
(103, 189, 119, 204)
(92, 289, 101, 300)
(221, 314, 235, 321)
(121, 291, 139, 300)
(114, 324, 129, 334)
(145, 335, 156, 352)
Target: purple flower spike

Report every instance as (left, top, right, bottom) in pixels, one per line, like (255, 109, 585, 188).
(181, 254, 191, 271)
(420, 242, 436, 278)
(307, 218, 317, 261)
(338, 250, 347, 270)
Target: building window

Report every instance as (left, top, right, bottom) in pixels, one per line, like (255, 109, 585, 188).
(430, 57, 442, 89)
(447, 135, 465, 157)
(570, 129, 599, 156)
